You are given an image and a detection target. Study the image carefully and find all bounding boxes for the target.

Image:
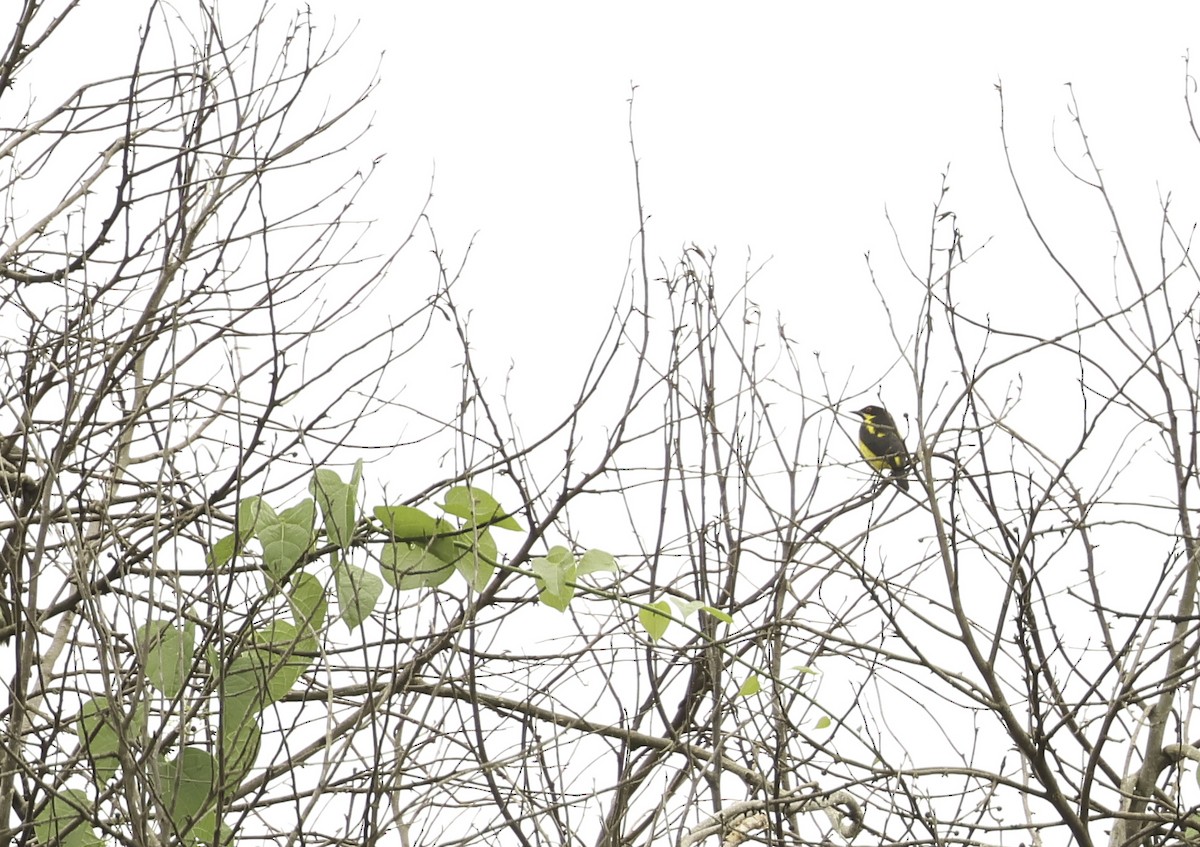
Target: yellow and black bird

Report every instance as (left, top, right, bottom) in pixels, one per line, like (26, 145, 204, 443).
(853, 405, 911, 492)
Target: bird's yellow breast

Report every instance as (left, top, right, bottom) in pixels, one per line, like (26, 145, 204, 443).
(857, 436, 892, 472)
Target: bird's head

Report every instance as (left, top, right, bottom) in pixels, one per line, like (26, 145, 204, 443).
(854, 405, 887, 421)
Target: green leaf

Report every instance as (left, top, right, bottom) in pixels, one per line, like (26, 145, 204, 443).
(425, 518, 467, 566)
(222, 651, 267, 707)
(222, 659, 288, 717)
(815, 715, 832, 730)
(138, 620, 194, 699)
(33, 788, 100, 847)
(441, 486, 522, 531)
(221, 623, 313, 714)
(532, 546, 575, 612)
(254, 621, 313, 701)
(702, 605, 734, 625)
(375, 505, 465, 580)
(453, 526, 496, 592)
(476, 526, 498, 564)
(78, 698, 120, 784)
(218, 707, 260, 792)
(259, 499, 316, 583)
(190, 810, 221, 847)
(77, 698, 146, 785)
(336, 558, 383, 628)
(220, 682, 259, 751)
(238, 496, 275, 536)
(738, 674, 761, 696)
(205, 532, 240, 569)
(381, 541, 453, 590)
(374, 504, 440, 539)
(578, 548, 617, 576)
(639, 601, 671, 641)
(282, 498, 317, 533)
(288, 572, 327, 636)
(159, 747, 216, 832)
(670, 598, 705, 619)
(310, 461, 362, 550)
(668, 599, 733, 626)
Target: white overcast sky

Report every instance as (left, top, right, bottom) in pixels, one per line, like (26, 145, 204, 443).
(284, 3, 1200, 417)
(44, 1, 1200, 465)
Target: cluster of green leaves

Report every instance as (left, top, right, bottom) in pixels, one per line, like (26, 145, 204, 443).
(56, 463, 622, 846)
(67, 581, 323, 845)
(45, 460, 789, 846)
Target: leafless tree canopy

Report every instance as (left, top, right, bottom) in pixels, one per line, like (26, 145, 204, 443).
(2, 4, 1200, 847)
